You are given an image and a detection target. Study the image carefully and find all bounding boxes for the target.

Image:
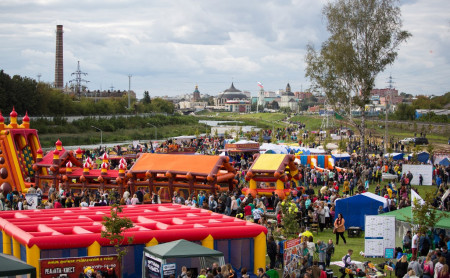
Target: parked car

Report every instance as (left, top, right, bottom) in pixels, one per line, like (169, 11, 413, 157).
(413, 137, 429, 145)
(400, 138, 414, 145)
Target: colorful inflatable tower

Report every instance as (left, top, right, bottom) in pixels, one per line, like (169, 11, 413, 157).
(0, 108, 41, 194)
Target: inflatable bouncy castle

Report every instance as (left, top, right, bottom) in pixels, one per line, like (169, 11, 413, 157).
(0, 108, 42, 194)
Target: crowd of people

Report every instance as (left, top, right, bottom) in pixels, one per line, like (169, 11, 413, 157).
(0, 121, 449, 278)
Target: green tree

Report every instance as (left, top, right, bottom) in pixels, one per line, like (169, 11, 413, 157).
(410, 193, 443, 234)
(142, 91, 151, 104)
(258, 131, 264, 144)
(101, 204, 134, 262)
(245, 131, 252, 141)
(305, 0, 411, 157)
(338, 138, 347, 153)
(274, 196, 299, 240)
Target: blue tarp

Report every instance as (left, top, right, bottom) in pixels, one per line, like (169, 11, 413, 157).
(417, 152, 429, 163)
(439, 157, 450, 166)
(335, 194, 384, 230)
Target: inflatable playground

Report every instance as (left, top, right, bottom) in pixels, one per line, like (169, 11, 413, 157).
(0, 204, 267, 277)
(0, 109, 239, 201)
(241, 153, 346, 199)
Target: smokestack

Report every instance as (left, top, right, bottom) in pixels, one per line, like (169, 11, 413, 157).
(55, 25, 64, 89)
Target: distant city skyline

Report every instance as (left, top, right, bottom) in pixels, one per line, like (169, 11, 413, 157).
(0, 0, 449, 99)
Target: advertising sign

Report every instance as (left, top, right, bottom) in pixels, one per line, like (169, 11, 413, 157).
(162, 264, 176, 278)
(25, 193, 39, 209)
(283, 238, 302, 274)
(401, 164, 433, 185)
(40, 255, 120, 278)
(364, 215, 396, 258)
(144, 253, 162, 278)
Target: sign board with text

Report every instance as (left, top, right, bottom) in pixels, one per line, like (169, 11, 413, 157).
(144, 253, 163, 278)
(40, 255, 120, 278)
(364, 215, 395, 258)
(162, 264, 176, 278)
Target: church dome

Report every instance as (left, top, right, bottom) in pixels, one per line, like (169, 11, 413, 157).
(219, 83, 248, 100)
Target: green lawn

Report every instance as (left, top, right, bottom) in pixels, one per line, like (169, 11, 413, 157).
(289, 115, 324, 131)
(198, 112, 289, 129)
(364, 121, 449, 145)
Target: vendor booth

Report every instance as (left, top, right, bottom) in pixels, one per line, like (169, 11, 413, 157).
(143, 239, 225, 277)
(416, 151, 430, 163)
(382, 207, 450, 251)
(384, 153, 404, 160)
(0, 253, 36, 278)
(439, 157, 450, 166)
(335, 192, 388, 230)
(332, 153, 350, 162)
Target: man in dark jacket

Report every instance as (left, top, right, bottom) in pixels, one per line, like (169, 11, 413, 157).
(267, 236, 278, 269)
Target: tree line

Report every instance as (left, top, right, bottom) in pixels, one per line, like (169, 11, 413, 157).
(0, 70, 174, 116)
(390, 92, 450, 122)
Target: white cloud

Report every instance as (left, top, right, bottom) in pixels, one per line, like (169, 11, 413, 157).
(0, 0, 448, 98)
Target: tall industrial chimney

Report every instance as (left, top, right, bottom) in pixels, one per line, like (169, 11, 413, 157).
(55, 25, 64, 89)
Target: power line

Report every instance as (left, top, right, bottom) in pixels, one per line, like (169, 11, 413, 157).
(69, 61, 89, 100)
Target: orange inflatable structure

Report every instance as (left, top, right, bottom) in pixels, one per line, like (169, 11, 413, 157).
(128, 153, 237, 202)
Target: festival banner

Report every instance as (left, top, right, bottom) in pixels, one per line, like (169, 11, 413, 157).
(283, 238, 302, 274)
(40, 255, 120, 278)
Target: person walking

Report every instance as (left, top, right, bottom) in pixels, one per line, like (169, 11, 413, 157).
(334, 213, 347, 245)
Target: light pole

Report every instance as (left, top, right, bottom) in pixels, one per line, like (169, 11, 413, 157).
(91, 125, 103, 147)
(147, 123, 157, 140)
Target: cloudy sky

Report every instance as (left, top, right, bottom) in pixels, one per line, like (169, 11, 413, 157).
(1, 0, 449, 99)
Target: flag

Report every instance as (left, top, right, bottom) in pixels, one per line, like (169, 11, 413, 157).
(257, 82, 263, 88)
(411, 190, 425, 207)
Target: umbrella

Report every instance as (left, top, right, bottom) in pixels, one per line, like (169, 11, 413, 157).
(300, 230, 313, 239)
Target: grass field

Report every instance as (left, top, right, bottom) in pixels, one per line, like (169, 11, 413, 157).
(198, 112, 289, 129)
(38, 123, 209, 147)
(289, 115, 324, 130)
(365, 121, 450, 145)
